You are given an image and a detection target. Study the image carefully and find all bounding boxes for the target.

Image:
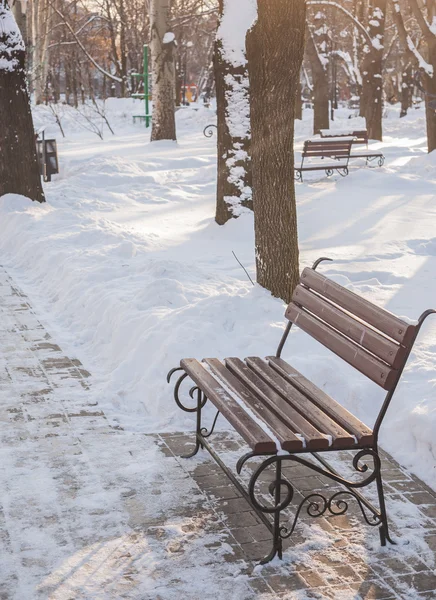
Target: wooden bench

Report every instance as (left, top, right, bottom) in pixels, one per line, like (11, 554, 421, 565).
(294, 138, 354, 182)
(320, 129, 385, 167)
(167, 258, 435, 564)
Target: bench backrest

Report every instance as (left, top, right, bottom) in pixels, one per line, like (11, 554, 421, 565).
(320, 130, 368, 145)
(350, 130, 368, 145)
(302, 138, 353, 160)
(285, 268, 416, 391)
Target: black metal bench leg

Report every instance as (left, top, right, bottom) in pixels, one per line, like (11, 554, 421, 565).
(375, 467, 396, 546)
(258, 458, 284, 564)
(182, 388, 204, 459)
(273, 459, 283, 560)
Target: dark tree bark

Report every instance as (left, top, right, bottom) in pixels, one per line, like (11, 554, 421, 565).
(0, 0, 45, 202)
(214, 0, 252, 226)
(424, 44, 436, 153)
(295, 79, 303, 120)
(400, 62, 413, 118)
(306, 21, 329, 134)
(214, 37, 239, 225)
(246, 0, 305, 303)
(360, 0, 386, 141)
(150, 0, 176, 142)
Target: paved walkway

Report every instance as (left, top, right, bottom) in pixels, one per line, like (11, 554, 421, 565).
(0, 267, 435, 599)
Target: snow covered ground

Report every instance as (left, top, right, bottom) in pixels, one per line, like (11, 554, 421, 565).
(1, 99, 435, 492)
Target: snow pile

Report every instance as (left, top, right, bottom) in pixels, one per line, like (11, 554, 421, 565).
(217, 0, 257, 67)
(1, 103, 436, 491)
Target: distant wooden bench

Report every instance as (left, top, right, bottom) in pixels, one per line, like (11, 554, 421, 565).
(320, 129, 385, 166)
(168, 258, 435, 564)
(295, 137, 354, 182)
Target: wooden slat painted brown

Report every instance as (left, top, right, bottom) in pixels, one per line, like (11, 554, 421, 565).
(292, 285, 407, 368)
(203, 358, 304, 452)
(297, 268, 416, 347)
(180, 358, 277, 453)
(285, 304, 399, 390)
(267, 357, 374, 446)
(223, 357, 330, 450)
(245, 357, 357, 449)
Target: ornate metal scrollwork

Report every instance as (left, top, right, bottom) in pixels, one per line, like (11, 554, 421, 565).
(245, 449, 382, 541)
(167, 367, 208, 413)
(325, 168, 334, 177)
(201, 410, 220, 438)
(203, 124, 217, 138)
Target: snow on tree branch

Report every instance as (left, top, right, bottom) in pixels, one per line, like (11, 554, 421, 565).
(306, 1, 372, 46)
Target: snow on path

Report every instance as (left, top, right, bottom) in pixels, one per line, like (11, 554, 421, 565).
(0, 268, 256, 599)
(0, 102, 435, 492)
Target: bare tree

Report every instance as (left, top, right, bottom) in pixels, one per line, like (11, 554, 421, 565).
(0, 0, 45, 202)
(31, 0, 52, 104)
(247, 0, 305, 302)
(391, 0, 436, 152)
(150, 0, 177, 141)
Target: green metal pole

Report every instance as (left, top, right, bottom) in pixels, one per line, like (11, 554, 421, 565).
(144, 45, 151, 128)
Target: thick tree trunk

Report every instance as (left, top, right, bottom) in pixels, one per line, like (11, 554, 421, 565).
(214, 38, 252, 225)
(214, 0, 252, 225)
(150, 0, 176, 141)
(0, 0, 45, 202)
(214, 38, 237, 225)
(246, 0, 305, 303)
(360, 0, 386, 141)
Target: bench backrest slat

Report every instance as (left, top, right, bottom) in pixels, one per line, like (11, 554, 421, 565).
(285, 304, 398, 390)
(298, 269, 415, 346)
(302, 139, 353, 160)
(320, 130, 368, 145)
(285, 268, 417, 391)
(292, 286, 408, 369)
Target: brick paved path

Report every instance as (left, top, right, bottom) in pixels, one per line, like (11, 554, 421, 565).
(1, 267, 435, 599)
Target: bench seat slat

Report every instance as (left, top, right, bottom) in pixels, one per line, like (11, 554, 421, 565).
(222, 357, 329, 450)
(180, 358, 278, 453)
(206, 358, 329, 450)
(292, 285, 407, 368)
(299, 268, 416, 347)
(294, 162, 348, 172)
(285, 304, 398, 390)
(350, 151, 384, 158)
(267, 357, 374, 446)
(245, 357, 357, 449)
(203, 358, 304, 451)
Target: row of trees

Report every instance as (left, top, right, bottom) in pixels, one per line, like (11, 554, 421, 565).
(3, 0, 436, 303)
(11, 0, 217, 105)
(303, 0, 436, 150)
